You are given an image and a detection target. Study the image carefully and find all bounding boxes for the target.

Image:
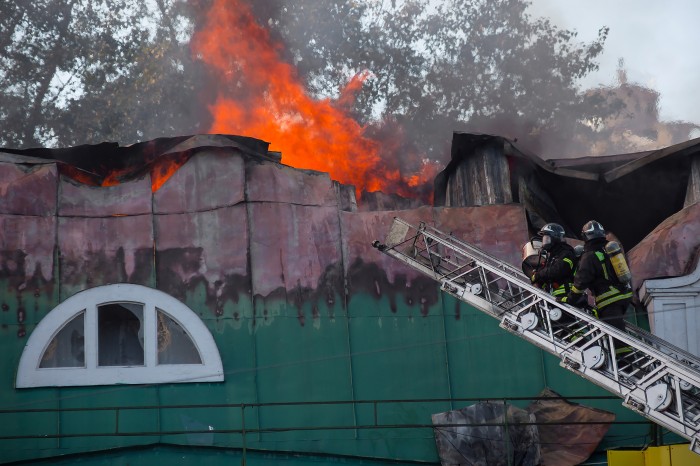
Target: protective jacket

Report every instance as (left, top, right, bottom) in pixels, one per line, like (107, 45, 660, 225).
(532, 242, 576, 298)
(565, 237, 633, 309)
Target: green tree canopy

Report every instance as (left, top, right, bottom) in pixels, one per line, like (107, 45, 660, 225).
(2, 0, 691, 165)
(0, 0, 206, 148)
(250, 0, 615, 161)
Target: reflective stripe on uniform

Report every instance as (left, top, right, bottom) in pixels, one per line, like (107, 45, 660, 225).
(596, 289, 633, 308)
(596, 286, 620, 301)
(597, 291, 633, 308)
(563, 257, 574, 269)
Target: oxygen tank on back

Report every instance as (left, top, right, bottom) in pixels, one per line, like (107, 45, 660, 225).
(604, 241, 631, 284)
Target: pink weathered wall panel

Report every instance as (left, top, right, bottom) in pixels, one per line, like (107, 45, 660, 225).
(340, 205, 528, 302)
(246, 161, 336, 206)
(57, 215, 154, 298)
(154, 151, 245, 214)
(0, 162, 57, 216)
(248, 203, 342, 297)
(0, 215, 57, 332)
(628, 202, 700, 293)
(340, 206, 435, 284)
(433, 205, 528, 267)
(0, 215, 56, 285)
(59, 175, 151, 217)
(154, 205, 249, 317)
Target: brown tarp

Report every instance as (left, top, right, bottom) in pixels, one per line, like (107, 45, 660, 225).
(432, 388, 614, 466)
(527, 388, 615, 465)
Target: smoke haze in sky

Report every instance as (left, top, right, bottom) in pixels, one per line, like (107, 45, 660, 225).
(527, 0, 700, 128)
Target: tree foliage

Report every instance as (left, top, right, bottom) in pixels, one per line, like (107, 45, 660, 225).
(0, 0, 206, 148)
(1, 0, 692, 161)
(250, 0, 617, 160)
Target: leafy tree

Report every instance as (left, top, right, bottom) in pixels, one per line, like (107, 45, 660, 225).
(2, 0, 694, 164)
(249, 0, 617, 161)
(0, 0, 205, 148)
(53, 0, 211, 146)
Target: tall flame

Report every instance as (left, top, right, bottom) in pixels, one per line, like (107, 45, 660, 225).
(191, 0, 434, 199)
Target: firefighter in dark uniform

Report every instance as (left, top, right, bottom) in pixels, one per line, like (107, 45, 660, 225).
(560, 220, 633, 354)
(529, 223, 576, 300)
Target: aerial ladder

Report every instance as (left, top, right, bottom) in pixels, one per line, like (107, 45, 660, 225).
(372, 217, 700, 454)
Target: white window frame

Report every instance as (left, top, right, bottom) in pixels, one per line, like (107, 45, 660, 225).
(16, 284, 224, 388)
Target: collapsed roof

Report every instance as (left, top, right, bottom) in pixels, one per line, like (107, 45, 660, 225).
(435, 132, 700, 249)
(0, 134, 278, 190)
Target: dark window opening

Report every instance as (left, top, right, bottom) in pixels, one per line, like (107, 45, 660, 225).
(98, 303, 144, 366)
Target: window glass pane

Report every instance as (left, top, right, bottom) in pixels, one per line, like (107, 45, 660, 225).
(98, 303, 144, 366)
(157, 309, 202, 365)
(40, 312, 85, 368)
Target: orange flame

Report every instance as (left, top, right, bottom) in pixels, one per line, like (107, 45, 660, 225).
(191, 0, 433, 199)
(150, 154, 190, 192)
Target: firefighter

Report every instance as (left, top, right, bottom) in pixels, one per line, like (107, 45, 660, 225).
(529, 223, 576, 300)
(560, 220, 633, 354)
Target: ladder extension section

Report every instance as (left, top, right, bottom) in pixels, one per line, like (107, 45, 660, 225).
(373, 217, 700, 453)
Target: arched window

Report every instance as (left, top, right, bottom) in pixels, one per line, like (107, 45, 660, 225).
(16, 284, 224, 388)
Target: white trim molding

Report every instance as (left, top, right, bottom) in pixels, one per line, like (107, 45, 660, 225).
(640, 258, 700, 357)
(16, 284, 224, 388)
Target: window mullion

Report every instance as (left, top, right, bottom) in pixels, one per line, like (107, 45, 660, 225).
(85, 305, 97, 369)
(144, 302, 157, 368)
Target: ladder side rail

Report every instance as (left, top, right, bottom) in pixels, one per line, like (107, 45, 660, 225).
(412, 220, 527, 279)
(417, 238, 700, 417)
(417, 221, 524, 271)
(626, 324, 700, 370)
(438, 248, 694, 374)
(487, 264, 700, 389)
(468, 260, 700, 443)
(506, 305, 700, 442)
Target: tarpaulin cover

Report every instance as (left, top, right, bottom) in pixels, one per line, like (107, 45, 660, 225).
(526, 388, 614, 465)
(432, 401, 541, 466)
(432, 389, 615, 466)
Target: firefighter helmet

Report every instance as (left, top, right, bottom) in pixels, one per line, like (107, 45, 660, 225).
(538, 223, 565, 241)
(581, 220, 606, 241)
(538, 223, 565, 250)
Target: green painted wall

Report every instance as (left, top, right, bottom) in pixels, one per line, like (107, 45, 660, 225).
(0, 285, 653, 464)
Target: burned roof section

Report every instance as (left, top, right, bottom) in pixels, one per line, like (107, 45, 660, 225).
(436, 132, 700, 248)
(0, 134, 278, 191)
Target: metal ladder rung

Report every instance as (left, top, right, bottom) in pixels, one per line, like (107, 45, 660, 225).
(618, 354, 655, 373)
(691, 410, 700, 423)
(683, 402, 700, 422)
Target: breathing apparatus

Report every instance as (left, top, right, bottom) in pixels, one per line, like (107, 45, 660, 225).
(604, 240, 632, 285)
